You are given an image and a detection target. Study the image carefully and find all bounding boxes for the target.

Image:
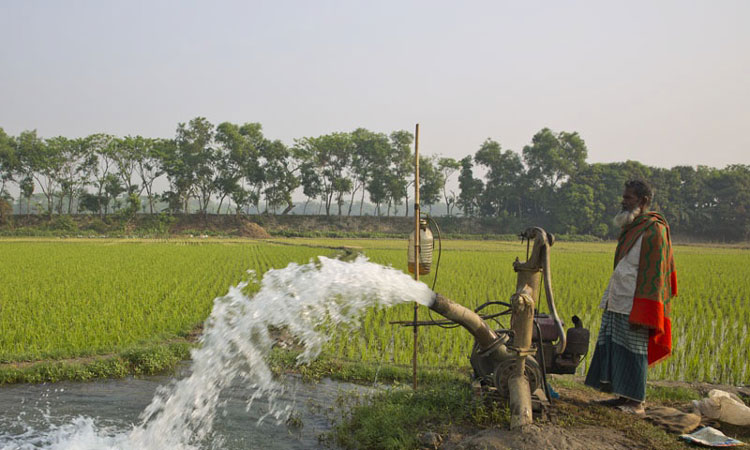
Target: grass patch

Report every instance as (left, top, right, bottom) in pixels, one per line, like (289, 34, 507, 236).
(326, 379, 508, 450)
(268, 347, 507, 450)
(647, 384, 701, 403)
(267, 347, 469, 386)
(0, 342, 191, 384)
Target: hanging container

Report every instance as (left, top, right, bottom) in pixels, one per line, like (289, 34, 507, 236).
(408, 219, 434, 275)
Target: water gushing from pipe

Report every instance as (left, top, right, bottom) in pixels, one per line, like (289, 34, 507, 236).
(1, 256, 434, 450)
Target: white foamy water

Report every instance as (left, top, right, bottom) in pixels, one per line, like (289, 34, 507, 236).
(0, 256, 434, 450)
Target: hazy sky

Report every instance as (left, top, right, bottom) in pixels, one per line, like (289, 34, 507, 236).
(1, 0, 748, 168)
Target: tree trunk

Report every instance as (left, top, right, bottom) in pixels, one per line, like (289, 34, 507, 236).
(359, 185, 366, 216)
(326, 191, 334, 216)
(217, 195, 226, 214)
(347, 184, 359, 216)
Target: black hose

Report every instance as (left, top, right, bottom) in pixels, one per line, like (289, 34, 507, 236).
(429, 215, 442, 292)
(425, 215, 461, 329)
(534, 319, 552, 404)
(475, 301, 512, 329)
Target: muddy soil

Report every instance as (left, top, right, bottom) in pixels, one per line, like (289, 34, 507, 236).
(442, 424, 641, 450)
(433, 378, 750, 450)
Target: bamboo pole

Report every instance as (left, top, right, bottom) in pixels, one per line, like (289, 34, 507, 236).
(413, 123, 420, 390)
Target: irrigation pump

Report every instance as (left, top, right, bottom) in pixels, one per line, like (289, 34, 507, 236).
(423, 227, 590, 429)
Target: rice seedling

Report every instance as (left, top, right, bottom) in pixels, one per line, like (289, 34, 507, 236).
(1, 237, 748, 385)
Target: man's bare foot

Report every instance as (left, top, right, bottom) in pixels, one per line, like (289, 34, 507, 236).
(617, 400, 646, 416)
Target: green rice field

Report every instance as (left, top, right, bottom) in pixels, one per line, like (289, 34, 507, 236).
(1, 238, 748, 385)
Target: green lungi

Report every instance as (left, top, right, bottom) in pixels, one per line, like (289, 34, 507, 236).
(584, 310, 649, 402)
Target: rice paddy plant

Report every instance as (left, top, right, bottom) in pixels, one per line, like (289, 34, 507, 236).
(2, 237, 748, 385)
(313, 239, 750, 385)
(0, 239, 324, 362)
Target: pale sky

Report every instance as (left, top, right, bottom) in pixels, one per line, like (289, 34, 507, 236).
(1, 0, 748, 168)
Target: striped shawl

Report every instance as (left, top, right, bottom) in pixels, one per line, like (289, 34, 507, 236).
(615, 211, 678, 366)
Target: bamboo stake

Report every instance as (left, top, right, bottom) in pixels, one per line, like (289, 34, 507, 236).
(413, 123, 420, 390)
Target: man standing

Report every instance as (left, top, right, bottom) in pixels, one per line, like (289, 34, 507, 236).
(584, 180, 677, 415)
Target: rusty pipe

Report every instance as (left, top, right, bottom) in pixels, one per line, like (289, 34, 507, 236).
(514, 227, 566, 354)
(430, 293, 499, 350)
(508, 287, 534, 429)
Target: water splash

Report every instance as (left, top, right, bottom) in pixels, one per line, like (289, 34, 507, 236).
(1, 256, 434, 450)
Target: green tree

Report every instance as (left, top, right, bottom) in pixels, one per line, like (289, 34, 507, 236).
(437, 156, 460, 216)
(19, 131, 62, 215)
(419, 156, 444, 213)
(176, 117, 216, 215)
(295, 133, 353, 216)
(114, 136, 147, 197)
(0, 127, 18, 200)
(85, 133, 118, 217)
(78, 192, 105, 215)
(103, 173, 125, 214)
(564, 163, 622, 237)
(136, 138, 167, 214)
(554, 183, 597, 234)
(522, 128, 588, 190)
(457, 155, 483, 217)
(214, 122, 264, 214)
(474, 139, 525, 218)
(386, 130, 413, 217)
(160, 118, 216, 214)
(351, 128, 391, 215)
(522, 128, 588, 218)
(214, 123, 248, 214)
(19, 176, 34, 216)
(704, 165, 750, 240)
(261, 139, 298, 214)
(54, 137, 95, 214)
(297, 162, 323, 214)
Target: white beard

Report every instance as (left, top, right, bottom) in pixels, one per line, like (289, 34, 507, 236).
(613, 207, 641, 228)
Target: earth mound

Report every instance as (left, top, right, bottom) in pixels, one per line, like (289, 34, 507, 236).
(238, 220, 271, 239)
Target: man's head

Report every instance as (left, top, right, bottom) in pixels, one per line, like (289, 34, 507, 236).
(613, 180, 653, 227)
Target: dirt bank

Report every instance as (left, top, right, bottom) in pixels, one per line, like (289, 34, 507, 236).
(434, 379, 750, 450)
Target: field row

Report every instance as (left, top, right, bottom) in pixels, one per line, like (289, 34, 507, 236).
(0, 240, 324, 361)
(1, 238, 748, 385)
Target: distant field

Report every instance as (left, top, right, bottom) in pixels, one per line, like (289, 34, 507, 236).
(0, 239, 325, 362)
(308, 238, 750, 385)
(1, 238, 748, 384)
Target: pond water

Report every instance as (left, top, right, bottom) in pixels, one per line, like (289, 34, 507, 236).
(0, 371, 372, 449)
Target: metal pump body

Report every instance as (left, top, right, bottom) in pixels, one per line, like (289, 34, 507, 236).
(428, 227, 590, 428)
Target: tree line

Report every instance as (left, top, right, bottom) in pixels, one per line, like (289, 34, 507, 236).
(0, 118, 748, 240)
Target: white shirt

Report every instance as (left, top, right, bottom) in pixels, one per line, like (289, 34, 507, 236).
(599, 235, 643, 315)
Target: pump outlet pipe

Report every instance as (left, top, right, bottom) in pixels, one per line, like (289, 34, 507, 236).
(430, 293, 499, 350)
(429, 291, 532, 429)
